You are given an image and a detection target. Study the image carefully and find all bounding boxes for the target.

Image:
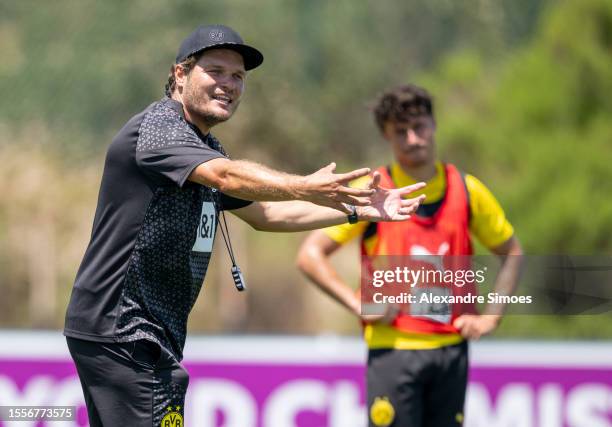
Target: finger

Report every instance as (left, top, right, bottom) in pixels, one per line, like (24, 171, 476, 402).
(469, 328, 481, 340)
(391, 214, 411, 221)
(463, 321, 480, 340)
(333, 202, 353, 214)
(397, 208, 414, 217)
(400, 195, 426, 208)
(338, 186, 375, 197)
(367, 172, 381, 190)
(453, 316, 465, 329)
(349, 196, 371, 206)
(398, 205, 415, 213)
(400, 195, 426, 209)
(398, 204, 417, 213)
(460, 325, 473, 339)
(397, 182, 427, 196)
(337, 195, 371, 207)
(337, 167, 371, 183)
(397, 206, 417, 217)
(316, 162, 337, 175)
(400, 195, 426, 206)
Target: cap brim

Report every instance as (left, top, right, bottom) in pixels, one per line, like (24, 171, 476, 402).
(185, 43, 264, 71)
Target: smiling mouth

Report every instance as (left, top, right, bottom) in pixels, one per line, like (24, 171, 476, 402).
(212, 94, 232, 105)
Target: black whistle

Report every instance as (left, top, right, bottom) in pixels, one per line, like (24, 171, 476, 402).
(231, 266, 247, 292)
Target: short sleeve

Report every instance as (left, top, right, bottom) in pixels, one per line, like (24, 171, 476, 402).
(466, 174, 515, 249)
(135, 102, 225, 187)
(323, 221, 368, 244)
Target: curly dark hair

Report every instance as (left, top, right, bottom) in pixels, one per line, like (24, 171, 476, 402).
(373, 84, 434, 132)
(164, 52, 204, 97)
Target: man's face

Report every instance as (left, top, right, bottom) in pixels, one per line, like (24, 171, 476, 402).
(179, 48, 246, 128)
(382, 115, 436, 168)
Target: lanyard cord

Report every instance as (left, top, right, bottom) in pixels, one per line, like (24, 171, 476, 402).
(216, 207, 247, 291)
(217, 210, 237, 267)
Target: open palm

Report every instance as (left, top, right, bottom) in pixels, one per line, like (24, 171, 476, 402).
(357, 172, 426, 222)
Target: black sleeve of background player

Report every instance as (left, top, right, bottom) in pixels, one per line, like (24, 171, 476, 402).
(218, 192, 253, 211)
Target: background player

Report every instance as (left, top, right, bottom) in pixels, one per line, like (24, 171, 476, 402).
(297, 84, 523, 427)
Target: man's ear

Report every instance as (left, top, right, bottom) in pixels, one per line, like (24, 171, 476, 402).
(380, 122, 393, 143)
(174, 65, 188, 91)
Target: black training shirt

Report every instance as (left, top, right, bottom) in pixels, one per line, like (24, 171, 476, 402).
(64, 98, 251, 360)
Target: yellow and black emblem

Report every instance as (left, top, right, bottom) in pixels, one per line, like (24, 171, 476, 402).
(161, 406, 183, 427)
(370, 396, 395, 427)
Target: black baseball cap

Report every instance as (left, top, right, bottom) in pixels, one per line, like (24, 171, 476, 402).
(175, 24, 264, 70)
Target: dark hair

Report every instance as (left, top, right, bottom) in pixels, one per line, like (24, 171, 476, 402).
(373, 84, 434, 132)
(164, 52, 203, 97)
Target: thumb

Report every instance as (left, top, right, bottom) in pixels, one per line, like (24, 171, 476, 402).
(453, 316, 465, 329)
(325, 162, 337, 173)
(368, 171, 381, 190)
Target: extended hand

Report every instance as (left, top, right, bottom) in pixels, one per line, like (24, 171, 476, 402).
(452, 314, 501, 340)
(356, 172, 426, 222)
(300, 163, 375, 213)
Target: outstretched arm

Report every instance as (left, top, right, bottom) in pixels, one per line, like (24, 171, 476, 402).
(231, 176, 426, 232)
(189, 159, 375, 213)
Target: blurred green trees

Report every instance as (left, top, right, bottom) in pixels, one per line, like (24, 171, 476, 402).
(1, 0, 610, 336)
(420, 0, 612, 254)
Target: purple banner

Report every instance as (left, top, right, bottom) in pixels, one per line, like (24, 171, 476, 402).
(0, 333, 610, 427)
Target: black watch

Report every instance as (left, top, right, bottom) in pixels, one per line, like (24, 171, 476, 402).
(347, 204, 359, 224)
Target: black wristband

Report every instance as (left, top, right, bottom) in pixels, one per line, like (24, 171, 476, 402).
(347, 204, 358, 224)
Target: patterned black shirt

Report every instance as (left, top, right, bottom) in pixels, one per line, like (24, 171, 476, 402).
(64, 98, 251, 360)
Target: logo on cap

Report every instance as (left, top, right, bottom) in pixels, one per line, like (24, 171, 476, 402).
(209, 30, 224, 42)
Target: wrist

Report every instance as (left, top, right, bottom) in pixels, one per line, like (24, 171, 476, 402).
(483, 313, 503, 327)
(348, 298, 361, 317)
(290, 175, 309, 200)
(346, 204, 358, 224)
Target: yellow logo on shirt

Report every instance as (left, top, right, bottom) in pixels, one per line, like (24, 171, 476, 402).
(370, 396, 395, 426)
(161, 406, 183, 427)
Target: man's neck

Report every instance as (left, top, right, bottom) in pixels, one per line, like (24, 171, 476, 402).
(397, 161, 438, 182)
(171, 93, 211, 135)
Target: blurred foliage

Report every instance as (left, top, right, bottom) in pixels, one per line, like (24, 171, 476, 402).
(1, 0, 611, 338)
(421, 0, 612, 255)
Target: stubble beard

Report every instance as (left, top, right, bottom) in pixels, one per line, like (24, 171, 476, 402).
(399, 144, 436, 169)
(183, 85, 240, 129)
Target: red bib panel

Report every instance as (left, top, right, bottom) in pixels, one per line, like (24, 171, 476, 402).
(361, 164, 477, 335)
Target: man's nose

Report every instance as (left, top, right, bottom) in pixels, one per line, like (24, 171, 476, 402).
(218, 75, 238, 92)
(405, 129, 420, 143)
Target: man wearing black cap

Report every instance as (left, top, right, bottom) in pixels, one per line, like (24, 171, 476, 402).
(63, 24, 426, 426)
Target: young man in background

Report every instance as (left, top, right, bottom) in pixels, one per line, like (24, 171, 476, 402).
(297, 84, 523, 427)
